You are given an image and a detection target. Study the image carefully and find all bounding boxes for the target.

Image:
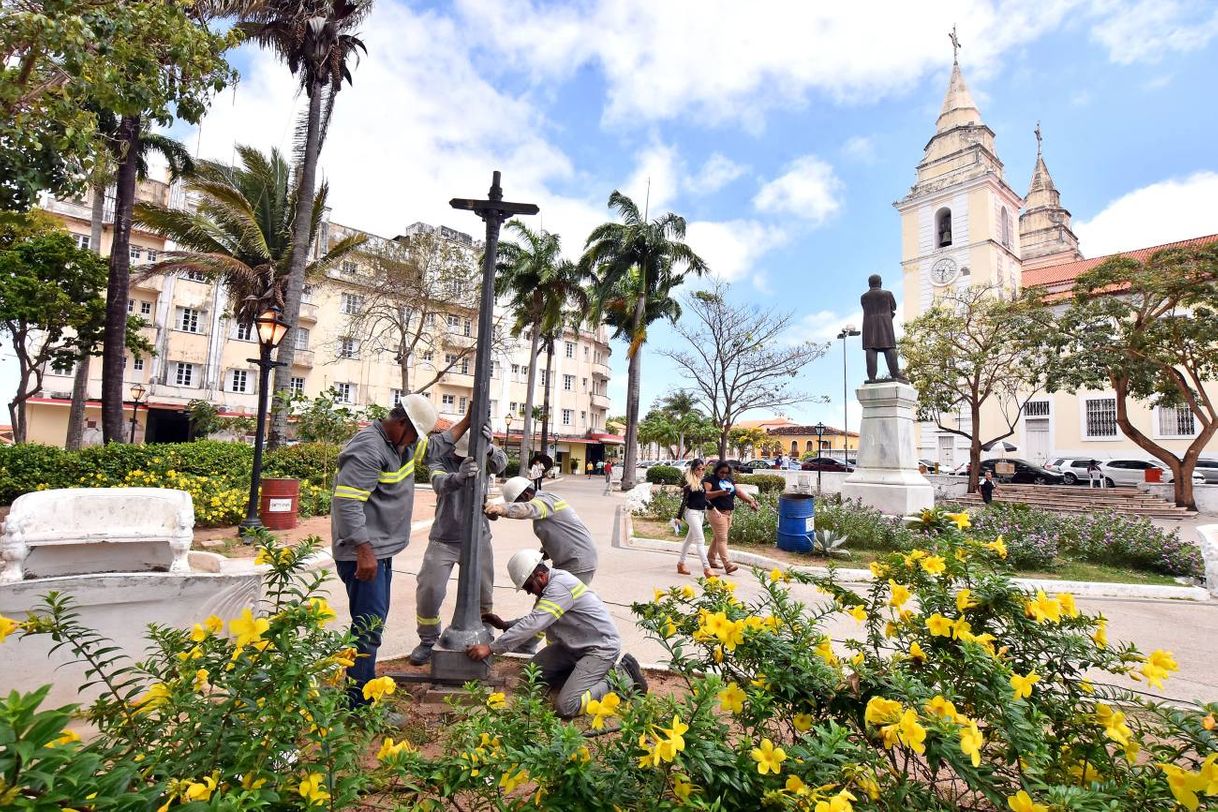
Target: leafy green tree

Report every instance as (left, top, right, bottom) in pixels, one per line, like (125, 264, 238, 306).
(242, 0, 370, 450)
(1051, 243, 1218, 508)
(900, 285, 1057, 493)
(583, 191, 707, 489)
(729, 425, 768, 459)
(275, 387, 363, 445)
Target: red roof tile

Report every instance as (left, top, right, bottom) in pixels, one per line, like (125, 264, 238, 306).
(1024, 234, 1218, 292)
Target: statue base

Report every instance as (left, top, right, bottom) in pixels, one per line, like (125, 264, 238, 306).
(840, 381, 933, 516)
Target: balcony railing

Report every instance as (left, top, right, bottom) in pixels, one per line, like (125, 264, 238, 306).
(592, 362, 611, 379)
(292, 350, 314, 368)
(299, 301, 319, 322)
(590, 393, 611, 409)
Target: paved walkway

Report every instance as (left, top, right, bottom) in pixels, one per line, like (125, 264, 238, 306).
(323, 477, 1218, 706)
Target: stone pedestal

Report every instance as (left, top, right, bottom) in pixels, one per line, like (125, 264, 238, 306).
(840, 382, 934, 516)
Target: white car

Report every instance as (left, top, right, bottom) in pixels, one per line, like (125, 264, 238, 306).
(1097, 458, 1204, 487)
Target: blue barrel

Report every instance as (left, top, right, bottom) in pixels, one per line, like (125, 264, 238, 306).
(776, 493, 815, 553)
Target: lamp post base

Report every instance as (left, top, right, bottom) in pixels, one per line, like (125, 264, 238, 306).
(431, 623, 494, 681)
(238, 515, 264, 540)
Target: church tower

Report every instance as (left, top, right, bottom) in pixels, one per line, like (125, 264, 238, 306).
(1019, 125, 1082, 270)
(895, 33, 1024, 323)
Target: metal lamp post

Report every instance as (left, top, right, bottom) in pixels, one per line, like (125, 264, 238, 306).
(836, 326, 861, 463)
(814, 421, 826, 493)
(128, 382, 147, 444)
(239, 306, 291, 535)
(504, 411, 514, 456)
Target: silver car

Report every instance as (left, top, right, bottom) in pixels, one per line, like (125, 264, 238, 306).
(1192, 459, 1218, 485)
(1056, 458, 1096, 485)
(1098, 458, 1205, 487)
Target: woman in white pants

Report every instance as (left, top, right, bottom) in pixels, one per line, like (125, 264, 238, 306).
(675, 460, 712, 577)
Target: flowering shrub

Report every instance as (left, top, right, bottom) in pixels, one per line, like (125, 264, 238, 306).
(1064, 511, 1202, 577)
(1, 536, 390, 809)
(646, 465, 684, 486)
(961, 503, 1061, 569)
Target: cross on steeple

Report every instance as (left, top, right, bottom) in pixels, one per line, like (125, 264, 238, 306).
(949, 24, 961, 64)
(1034, 120, 1043, 156)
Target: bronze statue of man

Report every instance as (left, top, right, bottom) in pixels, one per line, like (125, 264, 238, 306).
(861, 274, 905, 383)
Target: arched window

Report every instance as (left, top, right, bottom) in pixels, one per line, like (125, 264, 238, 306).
(1001, 206, 1011, 248)
(790, 441, 798, 455)
(806, 440, 815, 453)
(936, 207, 953, 247)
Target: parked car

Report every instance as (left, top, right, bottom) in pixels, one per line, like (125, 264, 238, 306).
(742, 459, 772, 472)
(799, 457, 853, 473)
(1055, 458, 1096, 485)
(1194, 459, 1218, 485)
(1098, 458, 1205, 487)
(953, 457, 1064, 485)
(1044, 456, 1087, 475)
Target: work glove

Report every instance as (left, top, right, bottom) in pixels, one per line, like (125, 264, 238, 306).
(481, 422, 493, 445)
(458, 457, 480, 480)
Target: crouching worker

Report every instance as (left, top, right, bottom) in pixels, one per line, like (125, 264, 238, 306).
(484, 476, 598, 584)
(466, 550, 648, 717)
(410, 411, 506, 666)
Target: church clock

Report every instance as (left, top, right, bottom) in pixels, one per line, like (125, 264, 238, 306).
(930, 257, 959, 286)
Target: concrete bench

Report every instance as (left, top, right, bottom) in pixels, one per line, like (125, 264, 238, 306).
(1, 488, 193, 583)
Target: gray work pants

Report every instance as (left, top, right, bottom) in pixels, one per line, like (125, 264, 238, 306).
(415, 537, 494, 644)
(532, 644, 622, 718)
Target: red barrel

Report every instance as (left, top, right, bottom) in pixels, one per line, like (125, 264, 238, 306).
(259, 477, 300, 530)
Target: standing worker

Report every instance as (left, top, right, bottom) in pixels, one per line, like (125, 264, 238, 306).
(468, 549, 648, 718)
(409, 411, 506, 666)
(485, 476, 598, 583)
(331, 395, 437, 705)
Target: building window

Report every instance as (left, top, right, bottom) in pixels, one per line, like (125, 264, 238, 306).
(1001, 207, 1012, 248)
(340, 292, 364, 314)
(184, 270, 208, 283)
(459, 396, 467, 412)
(174, 362, 196, 387)
(540, 370, 548, 387)
(290, 376, 305, 395)
(127, 299, 135, 313)
(391, 389, 403, 406)
(294, 328, 310, 351)
(229, 369, 250, 393)
(133, 357, 144, 371)
(339, 337, 359, 359)
(1023, 400, 1050, 417)
(582, 377, 588, 391)
(140, 300, 152, 316)
(1157, 405, 1196, 437)
(302, 284, 316, 303)
(130, 244, 142, 260)
(563, 374, 574, 391)
(936, 207, 952, 248)
(517, 402, 526, 416)
(511, 363, 520, 376)
(146, 248, 157, 262)
(176, 307, 203, 333)
(565, 341, 575, 358)
(341, 260, 357, 275)
(459, 357, 469, 375)
(584, 345, 589, 359)
(421, 350, 433, 362)
(236, 322, 254, 341)
(1085, 398, 1118, 438)
(509, 401, 518, 415)
(335, 382, 355, 403)
(441, 394, 455, 408)
(562, 408, 573, 426)
(463, 318, 472, 337)
(75, 234, 90, 250)
(444, 352, 457, 366)
(447, 314, 460, 331)
(580, 410, 586, 425)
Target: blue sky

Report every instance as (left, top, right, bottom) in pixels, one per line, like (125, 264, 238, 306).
(5, 0, 1218, 431)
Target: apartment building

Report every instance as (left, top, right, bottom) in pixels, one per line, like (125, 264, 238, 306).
(28, 187, 618, 469)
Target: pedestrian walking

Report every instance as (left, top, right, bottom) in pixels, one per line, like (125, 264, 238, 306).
(602, 460, 614, 495)
(595, 459, 605, 475)
(980, 469, 996, 504)
(675, 459, 712, 577)
(703, 460, 759, 574)
(1088, 459, 1104, 489)
(529, 458, 545, 492)
(585, 461, 593, 478)
(774, 452, 784, 470)
(467, 550, 648, 718)
(409, 411, 507, 666)
(331, 394, 437, 706)
(486, 476, 599, 583)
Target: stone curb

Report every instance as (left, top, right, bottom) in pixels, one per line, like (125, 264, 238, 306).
(623, 533, 1211, 602)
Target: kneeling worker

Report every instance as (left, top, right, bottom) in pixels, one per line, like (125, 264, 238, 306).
(411, 411, 507, 665)
(467, 549, 647, 717)
(485, 476, 598, 583)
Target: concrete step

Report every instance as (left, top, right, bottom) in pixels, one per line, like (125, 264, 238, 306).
(952, 484, 1191, 518)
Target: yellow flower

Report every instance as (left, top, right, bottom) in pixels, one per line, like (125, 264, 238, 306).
(298, 773, 331, 806)
(815, 790, 856, 812)
(653, 588, 666, 603)
(571, 745, 590, 763)
(925, 613, 954, 637)
(229, 608, 270, 649)
(946, 511, 971, 530)
(908, 641, 927, 666)
(662, 715, 689, 753)
(864, 696, 903, 726)
(785, 774, 810, 796)
(135, 682, 171, 713)
(332, 647, 357, 668)
(487, 691, 507, 709)
(959, 719, 983, 767)
(1057, 592, 1079, 618)
(1007, 790, 1047, 812)
(920, 555, 946, 576)
(680, 585, 696, 599)
(869, 561, 889, 579)
(308, 597, 336, 623)
(673, 775, 693, 800)
(1160, 762, 1206, 811)
(182, 775, 218, 802)
(193, 668, 209, 692)
(903, 549, 928, 567)
(499, 767, 530, 794)
(793, 713, 813, 732)
(895, 709, 927, 754)
(0, 615, 22, 643)
(769, 567, 786, 582)
(376, 737, 414, 762)
(48, 728, 81, 747)
(718, 683, 747, 714)
(1093, 617, 1108, 648)
(986, 537, 1008, 558)
(362, 676, 397, 703)
(952, 617, 973, 641)
(1010, 671, 1040, 700)
(847, 605, 867, 622)
(750, 738, 787, 775)
(887, 580, 911, 608)
(583, 692, 621, 730)
(1142, 649, 1178, 688)
(924, 695, 959, 721)
(1095, 702, 1133, 746)
(1026, 591, 1062, 624)
(814, 638, 840, 667)
(956, 589, 978, 612)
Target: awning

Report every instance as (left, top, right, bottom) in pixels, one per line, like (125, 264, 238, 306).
(587, 433, 625, 445)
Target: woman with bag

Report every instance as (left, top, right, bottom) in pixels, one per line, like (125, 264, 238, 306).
(703, 460, 758, 574)
(675, 459, 712, 577)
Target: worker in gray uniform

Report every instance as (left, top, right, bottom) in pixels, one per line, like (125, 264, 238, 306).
(409, 411, 506, 666)
(484, 476, 598, 584)
(468, 549, 647, 717)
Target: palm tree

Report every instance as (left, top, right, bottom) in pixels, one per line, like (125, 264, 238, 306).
(240, 0, 369, 448)
(582, 191, 708, 489)
(134, 145, 365, 325)
(536, 259, 591, 454)
(495, 222, 562, 464)
(658, 389, 702, 460)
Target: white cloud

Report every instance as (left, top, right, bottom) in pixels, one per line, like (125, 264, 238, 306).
(753, 155, 844, 225)
(1074, 171, 1218, 255)
(684, 220, 788, 285)
(687, 153, 747, 195)
(1090, 0, 1218, 64)
(840, 135, 876, 164)
(621, 141, 682, 215)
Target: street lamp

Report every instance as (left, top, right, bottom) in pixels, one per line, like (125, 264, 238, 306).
(128, 382, 147, 444)
(239, 305, 291, 535)
(836, 325, 861, 463)
(813, 421, 826, 493)
(504, 411, 514, 455)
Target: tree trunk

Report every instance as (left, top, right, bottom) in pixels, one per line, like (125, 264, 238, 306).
(539, 337, 554, 454)
(718, 422, 730, 461)
(66, 182, 108, 449)
(520, 328, 540, 463)
(269, 84, 324, 450)
(967, 404, 982, 494)
(101, 115, 141, 444)
(620, 293, 647, 491)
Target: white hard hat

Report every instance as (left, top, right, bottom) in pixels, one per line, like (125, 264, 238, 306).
(507, 548, 546, 590)
(400, 393, 437, 436)
(453, 431, 470, 458)
(501, 476, 533, 504)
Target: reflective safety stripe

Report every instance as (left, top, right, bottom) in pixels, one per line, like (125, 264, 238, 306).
(537, 599, 564, 619)
(378, 462, 416, 483)
(430, 470, 446, 481)
(416, 615, 441, 626)
(570, 583, 588, 600)
(413, 436, 429, 465)
(553, 499, 569, 511)
(334, 485, 371, 501)
(529, 497, 550, 518)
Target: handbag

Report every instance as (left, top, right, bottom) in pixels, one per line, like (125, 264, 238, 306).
(675, 485, 690, 521)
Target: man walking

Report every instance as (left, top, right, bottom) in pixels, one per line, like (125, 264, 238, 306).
(485, 476, 598, 583)
(980, 469, 997, 504)
(410, 411, 507, 666)
(331, 395, 437, 705)
(468, 549, 648, 718)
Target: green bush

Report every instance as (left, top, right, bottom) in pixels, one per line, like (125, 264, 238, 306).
(503, 457, 520, 478)
(0, 443, 71, 502)
(814, 497, 920, 552)
(963, 502, 1061, 569)
(264, 442, 340, 487)
(1064, 510, 1202, 577)
(415, 462, 430, 484)
(645, 465, 683, 485)
(736, 473, 786, 493)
